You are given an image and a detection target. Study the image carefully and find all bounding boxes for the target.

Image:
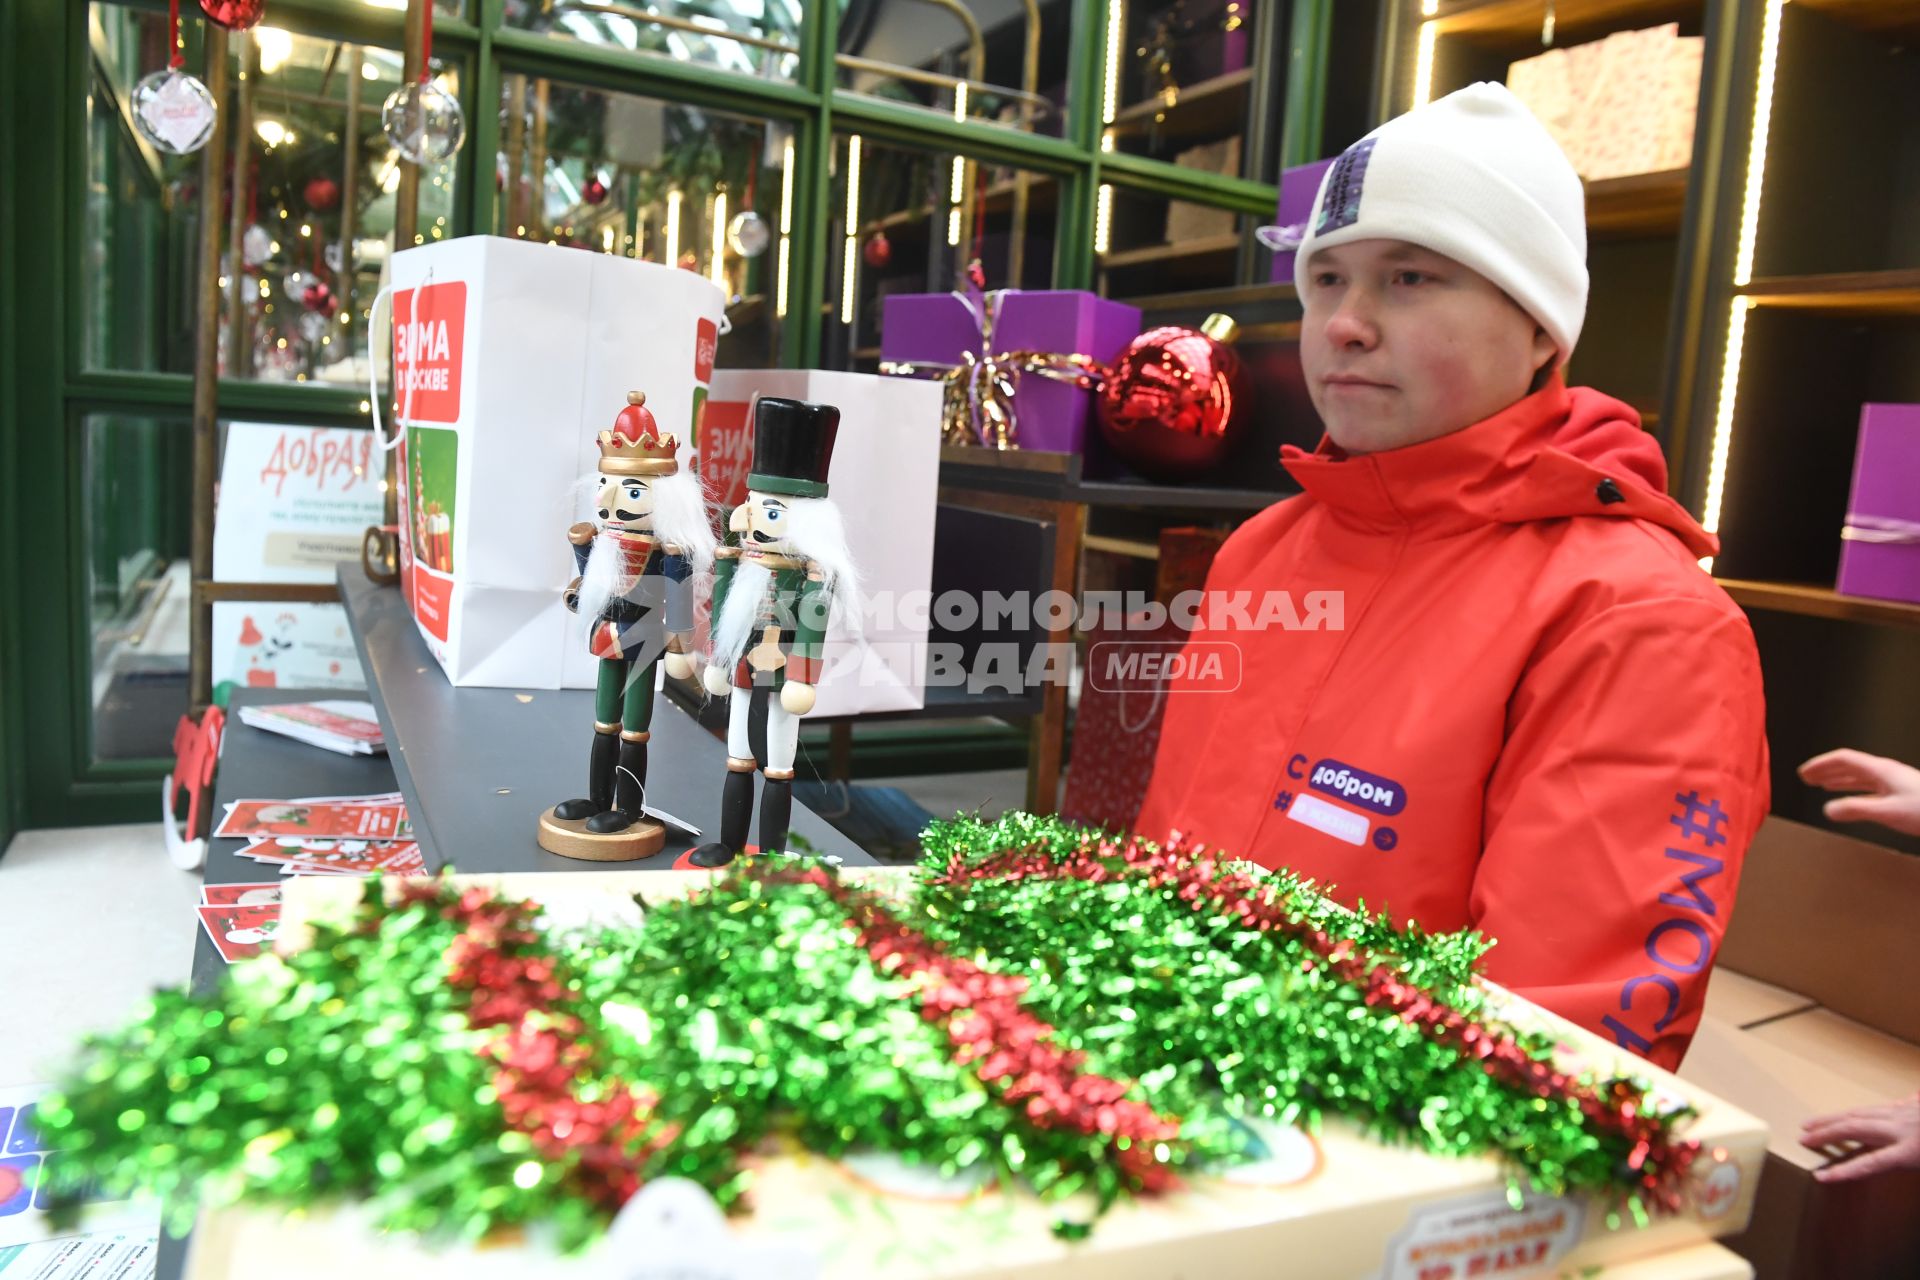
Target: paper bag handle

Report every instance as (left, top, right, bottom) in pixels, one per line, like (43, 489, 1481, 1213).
(366, 263, 436, 454)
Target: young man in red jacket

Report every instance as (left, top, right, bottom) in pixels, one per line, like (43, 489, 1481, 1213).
(1135, 83, 1769, 1072)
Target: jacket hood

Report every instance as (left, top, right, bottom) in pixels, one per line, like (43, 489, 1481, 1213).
(1279, 375, 1718, 558)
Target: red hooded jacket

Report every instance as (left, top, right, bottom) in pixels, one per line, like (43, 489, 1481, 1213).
(1135, 377, 1769, 1070)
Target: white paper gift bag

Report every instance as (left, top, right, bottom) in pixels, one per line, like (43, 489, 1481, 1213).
(702, 370, 942, 718)
(382, 236, 727, 688)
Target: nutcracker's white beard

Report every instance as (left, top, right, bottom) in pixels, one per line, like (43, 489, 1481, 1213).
(710, 496, 862, 674)
(712, 559, 772, 672)
(575, 529, 627, 624)
(573, 468, 720, 624)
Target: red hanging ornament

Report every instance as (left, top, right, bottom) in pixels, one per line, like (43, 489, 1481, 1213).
(303, 176, 340, 213)
(582, 174, 609, 205)
(861, 232, 891, 270)
(677, 251, 699, 273)
(1097, 314, 1243, 481)
(301, 280, 337, 317)
(197, 0, 267, 31)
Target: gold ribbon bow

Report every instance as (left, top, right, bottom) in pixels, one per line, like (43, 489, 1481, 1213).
(879, 287, 1104, 450)
(882, 349, 1102, 450)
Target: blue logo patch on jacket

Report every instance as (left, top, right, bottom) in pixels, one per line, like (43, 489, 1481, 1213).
(1307, 759, 1406, 816)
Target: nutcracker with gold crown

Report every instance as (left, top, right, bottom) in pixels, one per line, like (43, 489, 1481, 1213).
(683, 396, 857, 869)
(537, 391, 717, 861)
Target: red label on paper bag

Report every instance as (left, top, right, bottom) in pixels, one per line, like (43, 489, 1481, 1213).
(701, 398, 753, 511)
(392, 281, 467, 423)
(412, 565, 454, 643)
(694, 317, 718, 383)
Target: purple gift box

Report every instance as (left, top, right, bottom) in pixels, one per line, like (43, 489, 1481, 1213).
(1836, 403, 1920, 605)
(880, 290, 1142, 454)
(1264, 158, 1335, 284)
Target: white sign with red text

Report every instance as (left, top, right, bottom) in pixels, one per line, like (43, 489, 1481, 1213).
(213, 422, 385, 585)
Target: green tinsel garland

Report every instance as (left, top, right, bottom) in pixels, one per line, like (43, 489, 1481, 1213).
(34, 814, 1693, 1249)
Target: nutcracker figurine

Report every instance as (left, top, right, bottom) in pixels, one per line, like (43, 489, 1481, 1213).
(537, 390, 717, 861)
(685, 396, 857, 869)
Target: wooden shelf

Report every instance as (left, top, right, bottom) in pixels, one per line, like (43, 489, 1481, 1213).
(1739, 269, 1920, 318)
(1098, 232, 1240, 272)
(1119, 281, 1299, 311)
(1794, 0, 1920, 40)
(1109, 67, 1253, 144)
(1585, 168, 1689, 239)
(1429, 0, 1698, 44)
(980, 174, 1059, 216)
(1718, 580, 1920, 629)
(866, 205, 934, 235)
(862, 176, 1057, 237)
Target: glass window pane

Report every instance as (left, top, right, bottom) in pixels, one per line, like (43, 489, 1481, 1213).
(837, 0, 1072, 137)
(82, 7, 457, 387)
(1096, 187, 1250, 297)
(84, 5, 198, 374)
(1108, 0, 1255, 167)
(823, 134, 1062, 368)
(83, 412, 192, 763)
(503, 1, 802, 82)
(497, 77, 790, 368)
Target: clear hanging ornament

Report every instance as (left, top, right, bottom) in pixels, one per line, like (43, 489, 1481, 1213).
(282, 268, 311, 298)
(726, 210, 771, 258)
(324, 242, 345, 273)
(382, 76, 465, 165)
(298, 311, 330, 343)
(132, 67, 217, 155)
(241, 224, 273, 266)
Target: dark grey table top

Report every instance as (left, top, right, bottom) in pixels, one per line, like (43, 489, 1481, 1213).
(335, 560, 868, 871)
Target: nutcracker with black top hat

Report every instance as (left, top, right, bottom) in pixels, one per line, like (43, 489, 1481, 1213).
(538, 391, 717, 861)
(683, 396, 857, 869)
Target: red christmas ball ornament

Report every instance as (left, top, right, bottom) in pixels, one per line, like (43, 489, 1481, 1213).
(1097, 314, 1243, 481)
(198, 0, 267, 30)
(303, 176, 340, 213)
(301, 280, 337, 317)
(677, 251, 699, 273)
(862, 232, 892, 269)
(582, 174, 609, 205)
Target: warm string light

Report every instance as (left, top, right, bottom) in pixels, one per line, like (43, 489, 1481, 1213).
(1700, 0, 1787, 568)
(948, 84, 969, 247)
(664, 188, 682, 266)
(256, 27, 293, 74)
(1412, 21, 1438, 108)
(1102, 1, 1124, 126)
(710, 190, 728, 289)
(775, 135, 794, 318)
(842, 135, 862, 323)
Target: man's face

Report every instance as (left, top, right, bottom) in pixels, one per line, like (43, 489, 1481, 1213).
(730, 490, 792, 551)
(1300, 239, 1558, 455)
(596, 473, 653, 531)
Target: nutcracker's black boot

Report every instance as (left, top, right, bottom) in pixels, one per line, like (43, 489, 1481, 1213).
(687, 768, 754, 867)
(553, 730, 617, 820)
(758, 775, 794, 857)
(586, 735, 649, 833)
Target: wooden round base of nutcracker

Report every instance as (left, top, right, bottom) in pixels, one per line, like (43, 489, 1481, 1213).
(535, 808, 666, 861)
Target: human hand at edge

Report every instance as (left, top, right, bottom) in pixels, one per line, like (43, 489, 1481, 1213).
(1798, 748, 1920, 837)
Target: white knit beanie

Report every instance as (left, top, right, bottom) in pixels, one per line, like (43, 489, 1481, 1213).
(1289, 82, 1588, 363)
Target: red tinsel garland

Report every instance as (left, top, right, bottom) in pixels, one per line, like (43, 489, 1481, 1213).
(928, 831, 1709, 1214)
(412, 884, 672, 1209)
(771, 866, 1184, 1193)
